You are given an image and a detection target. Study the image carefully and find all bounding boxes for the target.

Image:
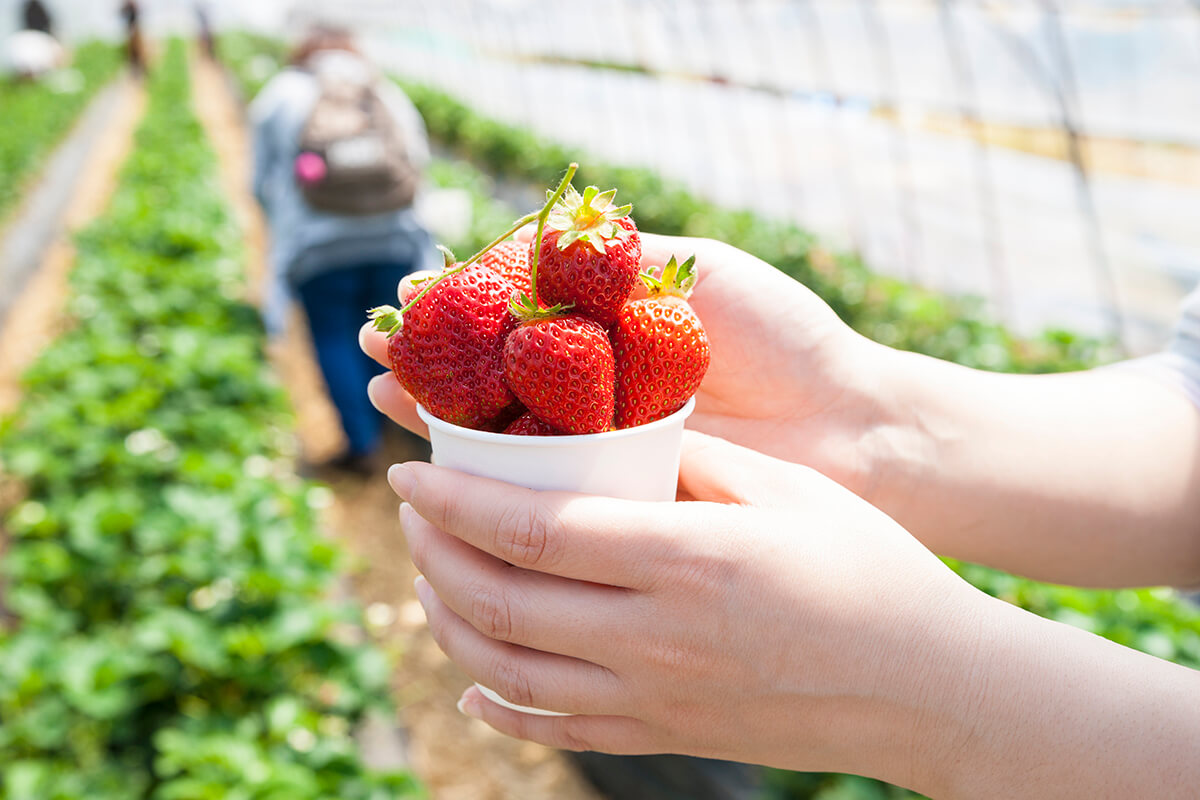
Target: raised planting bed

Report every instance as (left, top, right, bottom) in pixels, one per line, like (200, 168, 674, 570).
(0, 39, 422, 800)
(0, 42, 121, 221)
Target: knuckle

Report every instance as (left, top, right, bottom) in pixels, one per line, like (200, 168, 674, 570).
(424, 608, 451, 654)
(644, 637, 696, 675)
(430, 488, 458, 532)
(555, 719, 595, 753)
(468, 582, 516, 642)
(404, 525, 429, 573)
(489, 656, 536, 710)
(494, 500, 558, 570)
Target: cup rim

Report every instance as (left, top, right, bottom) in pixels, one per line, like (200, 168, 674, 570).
(416, 397, 696, 447)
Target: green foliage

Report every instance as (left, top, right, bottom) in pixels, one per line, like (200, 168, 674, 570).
(217, 34, 289, 102)
(0, 42, 121, 220)
(424, 159, 520, 257)
(950, 562, 1200, 667)
(0, 41, 421, 799)
(398, 82, 1120, 374)
(766, 772, 923, 800)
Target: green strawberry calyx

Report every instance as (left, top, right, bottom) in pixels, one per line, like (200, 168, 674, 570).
(547, 184, 633, 255)
(368, 305, 403, 337)
(640, 254, 698, 299)
(508, 292, 572, 323)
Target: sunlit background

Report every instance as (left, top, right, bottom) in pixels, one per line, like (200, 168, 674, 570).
(7, 0, 1198, 353)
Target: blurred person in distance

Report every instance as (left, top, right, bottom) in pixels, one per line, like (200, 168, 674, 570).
(9, 0, 60, 80)
(361, 232, 1200, 797)
(4, 29, 63, 79)
(21, 0, 53, 36)
(195, 2, 215, 60)
(120, 0, 145, 75)
(251, 24, 437, 476)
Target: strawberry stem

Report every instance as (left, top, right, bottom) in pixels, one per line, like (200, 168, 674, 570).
(528, 163, 578, 305)
(392, 163, 580, 319)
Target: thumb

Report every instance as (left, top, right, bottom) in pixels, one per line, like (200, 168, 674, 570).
(678, 430, 820, 507)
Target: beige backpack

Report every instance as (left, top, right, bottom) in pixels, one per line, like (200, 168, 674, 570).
(295, 66, 419, 215)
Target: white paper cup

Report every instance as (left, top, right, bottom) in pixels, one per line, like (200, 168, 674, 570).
(415, 397, 695, 715)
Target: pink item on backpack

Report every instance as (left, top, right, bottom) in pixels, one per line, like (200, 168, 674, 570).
(294, 152, 327, 185)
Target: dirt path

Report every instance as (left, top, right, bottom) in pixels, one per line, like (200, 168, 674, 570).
(0, 78, 145, 415)
(189, 53, 603, 800)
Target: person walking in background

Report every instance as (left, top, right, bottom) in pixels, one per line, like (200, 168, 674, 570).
(195, 2, 215, 60)
(21, 0, 52, 36)
(251, 25, 436, 476)
(8, 0, 62, 79)
(120, 0, 144, 75)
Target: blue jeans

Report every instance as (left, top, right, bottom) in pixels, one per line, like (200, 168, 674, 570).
(295, 262, 414, 457)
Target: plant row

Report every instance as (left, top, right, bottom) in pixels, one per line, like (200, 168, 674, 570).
(0, 40, 421, 799)
(217, 33, 1199, 800)
(216, 34, 289, 102)
(0, 42, 121, 220)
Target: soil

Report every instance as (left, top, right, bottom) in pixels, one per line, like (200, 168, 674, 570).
(0, 77, 145, 415)
(189, 53, 603, 800)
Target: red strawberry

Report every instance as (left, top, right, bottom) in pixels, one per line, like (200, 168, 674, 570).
(479, 239, 532, 299)
(503, 313, 614, 435)
(611, 255, 710, 428)
(531, 185, 641, 325)
(369, 264, 517, 430)
(503, 411, 562, 436)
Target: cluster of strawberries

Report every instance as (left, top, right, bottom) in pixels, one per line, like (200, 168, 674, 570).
(370, 165, 710, 436)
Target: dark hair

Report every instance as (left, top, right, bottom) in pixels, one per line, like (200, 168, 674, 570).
(288, 26, 361, 67)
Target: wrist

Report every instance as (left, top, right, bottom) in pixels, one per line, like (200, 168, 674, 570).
(775, 573, 999, 793)
(815, 335, 941, 523)
(878, 588, 1200, 799)
(852, 584, 1009, 797)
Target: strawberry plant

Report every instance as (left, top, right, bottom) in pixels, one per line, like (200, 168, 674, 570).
(0, 40, 421, 799)
(216, 33, 289, 102)
(0, 42, 121, 220)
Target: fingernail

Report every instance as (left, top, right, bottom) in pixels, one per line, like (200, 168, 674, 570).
(457, 692, 482, 720)
(413, 574, 432, 607)
(367, 375, 385, 411)
(398, 501, 415, 529)
(388, 463, 415, 499)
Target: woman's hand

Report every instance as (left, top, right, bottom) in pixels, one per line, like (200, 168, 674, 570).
(360, 232, 895, 498)
(389, 430, 986, 786)
(361, 234, 1200, 586)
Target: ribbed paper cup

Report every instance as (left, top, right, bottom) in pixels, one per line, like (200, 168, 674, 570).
(415, 398, 696, 715)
